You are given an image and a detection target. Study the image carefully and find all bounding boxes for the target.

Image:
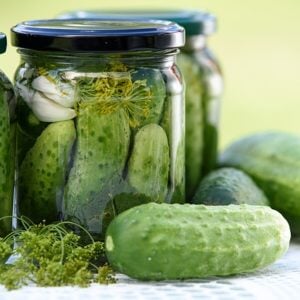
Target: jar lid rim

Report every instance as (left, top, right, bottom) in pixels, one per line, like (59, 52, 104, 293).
(57, 10, 217, 36)
(11, 19, 185, 52)
(0, 32, 7, 54)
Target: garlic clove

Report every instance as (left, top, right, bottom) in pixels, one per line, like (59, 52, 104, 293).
(31, 92, 76, 122)
(32, 75, 75, 108)
(32, 76, 57, 94)
(42, 91, 75, 108)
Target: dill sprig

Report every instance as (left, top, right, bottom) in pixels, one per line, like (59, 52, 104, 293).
(76, 72, 152, 128)
(0, 218, 116, 290)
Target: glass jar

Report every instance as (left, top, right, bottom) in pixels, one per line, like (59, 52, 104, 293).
(57, 10, 223, 200)
(11, 19, 185, 239)
(0, 33, 16, 236)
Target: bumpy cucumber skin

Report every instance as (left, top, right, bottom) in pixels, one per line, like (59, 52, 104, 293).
(127, 124, 169, 203)
(0, 76, 15, 236)
(63, 108, 130, 236)
(219, 132, 300, 235)
(18, 120, 76, 224)
(177, 54, 204, 200)
(106, 203, 290, 280)
(192, 167, 269, 206)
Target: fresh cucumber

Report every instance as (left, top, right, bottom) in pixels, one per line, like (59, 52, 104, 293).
(220, 131, 300, 236)
(106, 203, 290, 280)
(192, 167, 269, 206)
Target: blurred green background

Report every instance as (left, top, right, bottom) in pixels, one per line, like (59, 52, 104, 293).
(0, 0, 299, 149)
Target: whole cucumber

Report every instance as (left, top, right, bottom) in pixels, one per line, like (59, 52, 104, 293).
(219, 131, 300, 235)
(18, 120, 76, 224)
(106, 203, 290, 280)
(63, 108, 130, 236)
(127, 123, 169, 203)
(192, 167, 269, 206)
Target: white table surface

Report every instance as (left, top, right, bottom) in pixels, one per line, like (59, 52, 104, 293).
(1, 240, 300, 300)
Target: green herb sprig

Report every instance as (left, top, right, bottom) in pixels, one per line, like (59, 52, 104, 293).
(0, 217, 116, 290)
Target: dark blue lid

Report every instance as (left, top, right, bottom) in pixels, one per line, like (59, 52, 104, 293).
(0, 33, 7, 54)
(58, 10, 217, 36)
(11, 19, 185, 52)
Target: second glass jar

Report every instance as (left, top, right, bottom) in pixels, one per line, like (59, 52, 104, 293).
(11, 19, 185, 239)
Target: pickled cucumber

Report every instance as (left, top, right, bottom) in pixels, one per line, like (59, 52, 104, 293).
(127, 124, 169, 203)
(18, 120, 76, 224)
(63, 108, 130, 236)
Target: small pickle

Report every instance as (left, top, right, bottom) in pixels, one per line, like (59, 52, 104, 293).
(63, 108, 130, 237)
(18, 120, 76, 223)
(127, 123, 170, 203)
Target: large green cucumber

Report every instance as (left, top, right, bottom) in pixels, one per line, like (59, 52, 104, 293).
(192, 167, 269, 206)
(63, 108, 130, 236)
(127, 123, 169, 203)
(106, 203, 290, 280)
(0, 81, 15, 236)
(18, 120, 76, 224)
(177, 53, 204, 200)
(219, 131, 300, 235)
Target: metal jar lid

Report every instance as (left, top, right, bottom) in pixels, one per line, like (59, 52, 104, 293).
(11, 19, 185, 52)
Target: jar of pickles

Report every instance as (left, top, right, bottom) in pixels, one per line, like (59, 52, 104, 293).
(0, 33, 16, 236)
(11, 19, 185, 239)
(58, 10, 223, 200)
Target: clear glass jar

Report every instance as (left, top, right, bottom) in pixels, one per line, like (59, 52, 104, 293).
(57, 10, 223, 200)
(178, 26, 223, 199)
(0, 33, 16, 236)
(11, 19, 185, 239)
